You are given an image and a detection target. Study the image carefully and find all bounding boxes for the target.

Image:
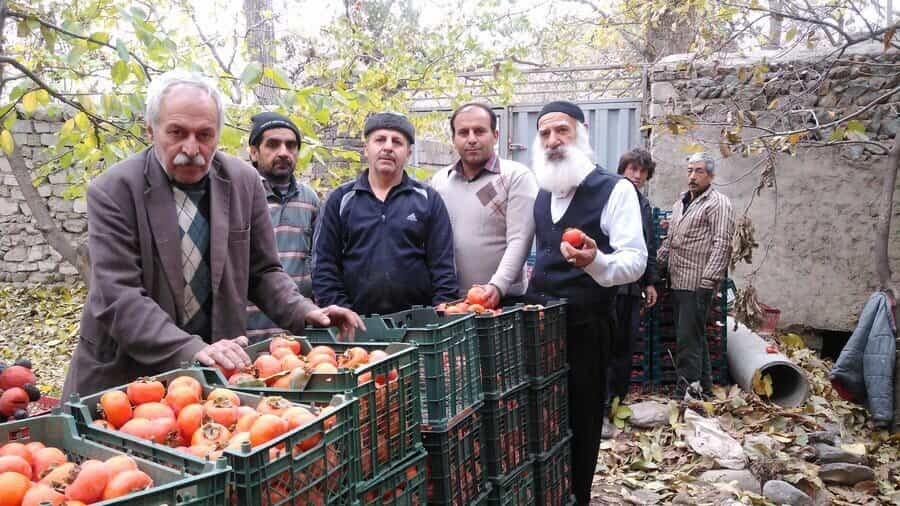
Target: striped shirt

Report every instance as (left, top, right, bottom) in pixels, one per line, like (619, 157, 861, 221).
(246, 177, 320, 341)
(657, 186, 735, 291)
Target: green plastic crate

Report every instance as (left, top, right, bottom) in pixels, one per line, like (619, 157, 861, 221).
(302, 315, 409, 342)
(527, 367, 569, 456)
(386, 307, 483, 429)
(355, 447, 427, 505)
(421, 405, 488, 505)
(521, 301, 567, 383)
(487, 459, 535, 506)
(481, 381, 529, 478)
(475, 307, 527, 397)
(64, 367, 359, 506)
(219, 339, 422, 486)
(473, 482, 494, 505)
(0, 414, 230, 505)
(533, 433, 573, 506)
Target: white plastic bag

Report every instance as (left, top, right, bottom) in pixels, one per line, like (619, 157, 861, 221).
(683, 408, 748, 470)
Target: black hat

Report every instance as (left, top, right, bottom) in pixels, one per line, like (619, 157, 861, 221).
(249, 112, 302, 147)
(537, 101, 585, 125)
(364, 112, 415, 145)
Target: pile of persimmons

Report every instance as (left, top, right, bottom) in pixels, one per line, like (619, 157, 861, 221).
(0, 441, 154, 505)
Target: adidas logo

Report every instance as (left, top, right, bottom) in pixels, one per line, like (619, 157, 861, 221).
(406, 213, 418, 222)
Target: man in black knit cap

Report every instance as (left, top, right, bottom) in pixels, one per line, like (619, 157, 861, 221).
(527, 101, 647, 505)
(312, 112, 458, 315)
(244, 112, 323, 342)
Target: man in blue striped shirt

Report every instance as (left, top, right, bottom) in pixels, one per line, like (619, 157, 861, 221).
(245, 112, 321, 342)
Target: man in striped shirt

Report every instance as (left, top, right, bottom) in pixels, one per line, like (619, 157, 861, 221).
(658, 151, 735, 394)
(245, 112, 321, 342)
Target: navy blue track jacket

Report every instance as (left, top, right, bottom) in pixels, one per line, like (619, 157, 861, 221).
(312, 170, 458, 315)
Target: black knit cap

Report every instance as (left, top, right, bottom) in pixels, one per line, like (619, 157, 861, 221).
(537, 101, 585, 125)
(248, 111, 302, 147)
(364, 112, 415, 145)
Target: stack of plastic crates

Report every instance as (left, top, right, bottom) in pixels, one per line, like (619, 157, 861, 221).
(223, 335, 425, 504)
(519, 301, 574, 505)
(651, 278, 731, 387)
(630, 309, 656, 391)
(64, 367, 359, 506)
(474, 306, 533, 506)
(367, 306, 488, 505)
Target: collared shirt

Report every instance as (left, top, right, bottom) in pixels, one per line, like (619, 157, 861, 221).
(451, 153, 500, 182)
(549, 177, 647, 287)
(246, 176, 320, 341)
(658, 186, 735, 291)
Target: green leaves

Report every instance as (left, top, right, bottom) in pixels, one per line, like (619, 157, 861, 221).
(74, 112, 91, 132)
(111, 60, 130, 85)
(22, 92, 39, 114)
(609, 396, 633, 429)
(0, 130, 15, 156)
(241, 62, 263, 86)
(845, 120, 868, 141)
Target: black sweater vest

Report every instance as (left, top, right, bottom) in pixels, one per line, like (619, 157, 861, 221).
(527, 168, 620, 307)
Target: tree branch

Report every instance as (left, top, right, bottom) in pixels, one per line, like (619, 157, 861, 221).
(874, 130, 899, 293)
(7, 145, 89, 281)
(0, 55, 145, 144)
(3, 7, 159, 78)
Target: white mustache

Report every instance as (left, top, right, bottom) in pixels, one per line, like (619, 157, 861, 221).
(173, 152, 206, 166)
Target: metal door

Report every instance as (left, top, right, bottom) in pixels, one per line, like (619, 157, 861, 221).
(504, 99, 642, 171)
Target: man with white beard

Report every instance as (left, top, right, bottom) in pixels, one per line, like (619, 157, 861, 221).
(526, 101, 647, 505)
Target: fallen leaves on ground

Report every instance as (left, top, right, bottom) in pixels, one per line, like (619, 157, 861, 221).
(592, 332, 900, 505)
(0, 283, 84, 398)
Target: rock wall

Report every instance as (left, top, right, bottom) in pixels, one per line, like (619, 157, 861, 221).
(647, 43, 900, 331)
(0, 119, 85, 283)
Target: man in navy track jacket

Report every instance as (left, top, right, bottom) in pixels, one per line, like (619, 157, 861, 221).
(312, 112, 459, 316)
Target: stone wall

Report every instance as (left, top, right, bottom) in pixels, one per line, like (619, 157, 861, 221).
(647, 42, 900, 331)
(0, 118, 85, 283)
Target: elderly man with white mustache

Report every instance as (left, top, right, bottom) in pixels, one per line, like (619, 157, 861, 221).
(63, 70, 364, 399)
(526, 101, 647, 505)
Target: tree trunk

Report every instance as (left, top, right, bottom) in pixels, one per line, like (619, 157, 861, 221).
(642, 3, 698, 62)
(7, 147, 90, 281)
(767, 0, 783, 48)
(880, 134, 900, 432)
(242, 0, 278, 105)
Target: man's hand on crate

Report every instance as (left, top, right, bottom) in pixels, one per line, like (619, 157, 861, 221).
(193, 336, 251, 371)
(480, 284, 501, 310)
(305, 305, 367, 341)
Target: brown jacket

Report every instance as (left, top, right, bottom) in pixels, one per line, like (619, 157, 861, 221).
(63, 149, 316, 398)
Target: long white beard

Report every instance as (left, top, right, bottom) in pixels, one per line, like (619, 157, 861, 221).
(532, 125, 596, 195)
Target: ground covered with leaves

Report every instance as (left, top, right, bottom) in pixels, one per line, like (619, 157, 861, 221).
(2, 285, 898, 504)
(0, 284, 84, 398)
(592, 334, 900, 505)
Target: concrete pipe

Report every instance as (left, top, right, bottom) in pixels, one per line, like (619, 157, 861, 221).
(726, 316, 810, 407)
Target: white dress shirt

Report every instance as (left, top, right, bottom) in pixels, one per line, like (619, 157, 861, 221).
(550, 178, 647, 287)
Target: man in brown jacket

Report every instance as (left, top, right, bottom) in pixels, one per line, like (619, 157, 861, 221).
(658, 152, 735, 395)
(63, 71, 363, 398)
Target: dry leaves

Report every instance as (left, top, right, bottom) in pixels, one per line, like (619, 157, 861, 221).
(593, 333, 900, 505)
(0, 283, 84, 397)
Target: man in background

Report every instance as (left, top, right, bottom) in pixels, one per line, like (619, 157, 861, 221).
(658, 151, 735, 395)
(245, 112, 321, 342)
(431, 103, 537, 305)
